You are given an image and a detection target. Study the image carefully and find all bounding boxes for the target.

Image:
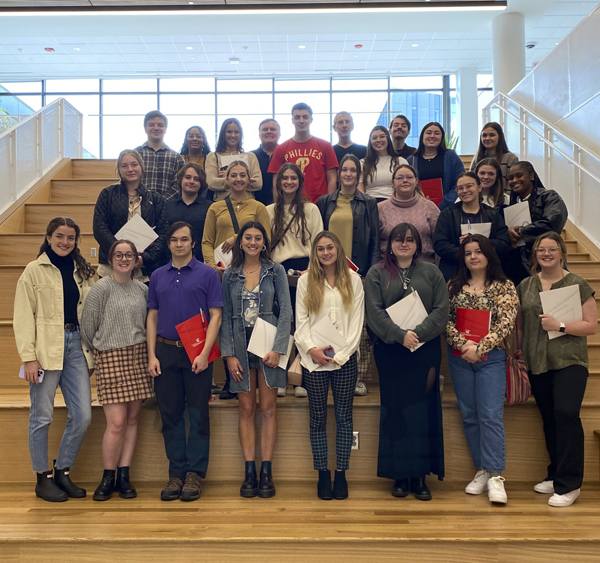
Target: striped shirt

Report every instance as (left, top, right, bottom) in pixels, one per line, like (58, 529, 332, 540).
(134, 142, 185, 201)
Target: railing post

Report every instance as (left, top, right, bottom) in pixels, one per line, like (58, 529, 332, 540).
(78, 113, 83, 158)
(36, 113, 42, 178)
(519, 107, 526, 160)
(9, 130, 17, 202)
(573, 145, 582, 224)
(58, 99, 64, 159)
(543, 124, 550, 190)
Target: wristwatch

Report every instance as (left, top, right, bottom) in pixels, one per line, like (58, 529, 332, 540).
(559, 322, 566, 333)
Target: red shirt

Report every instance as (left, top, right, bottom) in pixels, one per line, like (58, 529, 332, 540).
(268, 137, 338, 203)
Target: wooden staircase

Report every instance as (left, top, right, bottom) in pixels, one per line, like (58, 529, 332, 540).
(2, 157, 600, 562)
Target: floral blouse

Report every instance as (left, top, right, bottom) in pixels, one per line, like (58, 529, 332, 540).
(446, 279, 519, 358)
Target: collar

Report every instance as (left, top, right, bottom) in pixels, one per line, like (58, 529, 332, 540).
(256, 145, 276, 158)
(141, 141, 172, 153)
(168, 256, 197, 271)
(329, 188, 365, 203)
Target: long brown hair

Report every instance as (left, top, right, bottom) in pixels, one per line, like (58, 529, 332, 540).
(39, 217, 95, 280)
(230, 221, 272, 270)
(473, 121, 511, 164)
(530, 231, 567, 275)
(475, 158, 504, 207)
(271, 163, 311, 248)
(362, 125, 398, 186)
(304, 231, 354, 315)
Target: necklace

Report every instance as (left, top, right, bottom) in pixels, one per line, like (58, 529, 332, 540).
(423, 152, 437, 161)
(399, 266, 411, 290)
(243, 265, 260, 275)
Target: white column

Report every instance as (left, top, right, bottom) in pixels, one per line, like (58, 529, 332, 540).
(456, 67, 479, 155)
(492, 12, 526, 95)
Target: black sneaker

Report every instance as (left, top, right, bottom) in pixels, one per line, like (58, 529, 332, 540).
(180, 472, 202, 502)
(160, 477, 183, 501)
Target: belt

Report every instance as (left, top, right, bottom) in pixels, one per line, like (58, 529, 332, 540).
(64, 323, 78, 332)
(157, 336, 184, 347)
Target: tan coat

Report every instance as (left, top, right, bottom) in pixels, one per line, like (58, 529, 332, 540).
(13, 252, 95, 370)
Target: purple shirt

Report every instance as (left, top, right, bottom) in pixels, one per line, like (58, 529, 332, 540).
(148, 256, 223, 341)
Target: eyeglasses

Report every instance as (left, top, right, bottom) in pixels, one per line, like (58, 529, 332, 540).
(535, 248, 560, 255)
(114, 253, 136, 261)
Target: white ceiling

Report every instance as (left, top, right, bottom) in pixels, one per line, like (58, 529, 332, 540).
(0, 0, 597, 80)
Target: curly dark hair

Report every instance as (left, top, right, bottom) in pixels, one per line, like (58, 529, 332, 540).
(179, 125, 211, 156)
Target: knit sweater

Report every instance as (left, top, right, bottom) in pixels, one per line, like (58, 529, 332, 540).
(80, 276, 148, 352)
(378, 194, 440, 263)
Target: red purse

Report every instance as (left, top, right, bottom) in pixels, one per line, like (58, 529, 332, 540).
(175, 310, 221, 365)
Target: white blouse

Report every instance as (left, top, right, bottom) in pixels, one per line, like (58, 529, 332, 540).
(294, 270, 364, 367)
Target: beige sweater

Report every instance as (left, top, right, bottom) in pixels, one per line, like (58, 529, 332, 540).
(205, 151, 263, 201)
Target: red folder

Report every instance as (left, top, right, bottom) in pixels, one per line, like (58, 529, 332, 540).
(419, 178, 443, 206)
(451, 308, 491, 359)
(175, 310, 221, 364)
(346, 256, 359, 273)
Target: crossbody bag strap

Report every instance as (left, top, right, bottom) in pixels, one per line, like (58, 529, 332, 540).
(225, 197, 240, 234)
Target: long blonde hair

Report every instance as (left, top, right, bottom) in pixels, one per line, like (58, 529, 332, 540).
(304, 231, 354, 315)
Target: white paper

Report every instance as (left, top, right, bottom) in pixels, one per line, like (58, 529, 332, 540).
(385, 290, 429, 352)
(115, 214, 159, 253)
(503, 201, 532, 228)
(247, 317, 294, 369)
(19, 365, 45, 383)
(219, 153, 249, 170)
(539, 284, 583, 339)
(213, 242, 232, 268)
(461, 222, 492, 238)
(295, 314, 346, 372)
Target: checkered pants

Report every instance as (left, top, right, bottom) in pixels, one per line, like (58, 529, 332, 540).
(357, 320, 374, 384)
(302, 352, 358, 471)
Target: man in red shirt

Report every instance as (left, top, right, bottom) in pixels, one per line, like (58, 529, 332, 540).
(268, 103, 338, 203)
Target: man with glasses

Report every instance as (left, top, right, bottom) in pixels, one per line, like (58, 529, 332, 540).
(147, 221, 223, 502)
(268, 103, 338, 204)
(252, 118, 281, 207)
(390, 114, 417, 159)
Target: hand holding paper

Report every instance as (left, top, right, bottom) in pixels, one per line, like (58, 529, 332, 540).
(295, 314, 345, 372)
(385, 290, 428, 351)
(247, 317, 294, 369)
(504, 201, 532, 228)
(214, 242, 232, 269)
(539, 284, 582, 339)
(460, 222, 492, 238)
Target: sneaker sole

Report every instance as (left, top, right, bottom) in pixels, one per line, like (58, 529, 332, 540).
(465, 487, 487, 495)
(180, 493, 201, 502)
(160, 493, 181, 501)
(489, 496, 508, 504)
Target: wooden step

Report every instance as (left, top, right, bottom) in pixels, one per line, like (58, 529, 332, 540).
(0, 234, 98, 265)
(568, 252, 591, 261)
(566, 261, 600, 278)
(71, 159, 117, 179)
(50, 179, 113, 204)
(1, 481, 600, 563)
(24, 203, 94, 234)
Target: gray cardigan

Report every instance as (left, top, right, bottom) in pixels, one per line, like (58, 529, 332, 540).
(365, 260, 449, 345)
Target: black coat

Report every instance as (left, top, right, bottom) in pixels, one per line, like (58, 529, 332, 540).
(316, 189, 380, 277)
(433, 202, 510, 281)
(93, 181, 168, 275)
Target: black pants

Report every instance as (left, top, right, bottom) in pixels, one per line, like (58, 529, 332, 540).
(529, 365, 588, 494)
(154, 341, 212, 480)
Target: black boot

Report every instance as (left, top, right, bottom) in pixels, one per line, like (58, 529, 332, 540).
(240, 461, 258, 498)
(258, 461, 276, 498)
(116, 466, 137, 499)
(317, 470, 333, 501)
(410, 476, 432, 501)
(93, 469, 116, 501)
(391, 478, 410, 498)
(333, 470, 348, 500)
(53, 461, 86, 498)
(35, 471, 68, 502)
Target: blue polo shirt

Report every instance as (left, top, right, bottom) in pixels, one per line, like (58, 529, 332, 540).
(148, 256, 223, 341)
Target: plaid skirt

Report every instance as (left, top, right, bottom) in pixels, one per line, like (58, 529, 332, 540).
(94, 342, 154, 405)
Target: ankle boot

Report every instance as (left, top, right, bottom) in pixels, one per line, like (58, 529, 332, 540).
(93, 469, 116, 501)
(240, 461, 258, 498)
(116, 466, 137, 499)
(54, 461, 86, 498)
(258, 461, 276, 498)
(391, 478, 410, 498)
(333, 470, 348, 500)
(317, 470, 333, 501)
(410, 476, 432, 501)
(35, 470, 68, 502)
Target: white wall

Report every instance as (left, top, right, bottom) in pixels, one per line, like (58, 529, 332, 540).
(509, 4, 600, 158)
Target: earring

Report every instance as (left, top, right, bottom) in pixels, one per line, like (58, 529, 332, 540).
(262, 245, 267, 251)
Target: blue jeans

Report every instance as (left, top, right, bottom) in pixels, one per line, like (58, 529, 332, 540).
(29, 330, 92, 472)
(447, 347, 506, 473)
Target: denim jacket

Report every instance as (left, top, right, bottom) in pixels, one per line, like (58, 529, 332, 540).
(220, 261, 292, 392)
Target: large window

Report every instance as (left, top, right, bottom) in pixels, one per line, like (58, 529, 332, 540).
(0, 76, 494, 159)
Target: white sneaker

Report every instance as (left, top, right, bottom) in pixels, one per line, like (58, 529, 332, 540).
(534, 480, 554, 494)
(548, 488, 580, 507)
(277, 387, 287, 397)
(294, 386, 308, 398)
(354, 381, 368, 396)
(465, 469, 490, 495)
(487, 476, 507, 504)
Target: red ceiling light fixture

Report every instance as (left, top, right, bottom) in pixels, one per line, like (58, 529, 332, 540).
(44, 47, 55, 52)
(354, 44, 363, 49)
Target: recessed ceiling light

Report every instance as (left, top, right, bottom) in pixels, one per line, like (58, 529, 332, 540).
(73, 47, 81, 51)
(355, 44, 363, 49)
(230, 57, 240, 64)
(299, 45, 306, 49)
(186, 46, 193, 50)
(411, 43, 419, 47)
(44, 47, 55, 52)
(555, 42, 560, 45)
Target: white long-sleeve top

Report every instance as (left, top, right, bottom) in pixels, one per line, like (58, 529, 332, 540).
(294, 270, 364, 367)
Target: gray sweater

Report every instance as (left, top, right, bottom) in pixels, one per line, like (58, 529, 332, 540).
(365, 260, 449, 345)
(81, 276, 148, 352)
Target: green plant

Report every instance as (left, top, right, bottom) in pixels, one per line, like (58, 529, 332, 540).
(0, 107, 12, 134)
(446, 130, 459, 151)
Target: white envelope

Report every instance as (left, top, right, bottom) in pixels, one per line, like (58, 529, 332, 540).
(214, 242, 232, 268)
(247, 317, 294, 369)
(385, 290, 428, 352)
(539, 284, 583, 339)
(295, 314, 345, 372)
(504, 201, 532, 228)
(115, 214, 158, 253)
(461, 222, 492, 238)
(219, 153, 249, 170)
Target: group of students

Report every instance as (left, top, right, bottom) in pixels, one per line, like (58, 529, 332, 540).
(13, 106, 595, 511)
